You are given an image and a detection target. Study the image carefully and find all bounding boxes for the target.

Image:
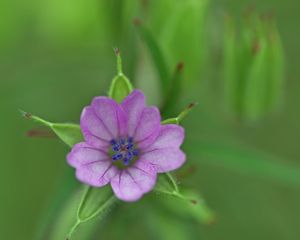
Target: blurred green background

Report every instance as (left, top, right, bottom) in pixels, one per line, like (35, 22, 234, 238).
(1, 0, 300, 239)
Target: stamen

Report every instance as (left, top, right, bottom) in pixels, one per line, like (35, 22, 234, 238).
(112, 144, 120, 152)
(112, 153, 123, 161)
(110, 137, 139, 167)
(123, 158, 130, 166)
(126, 151, 133, 161)
(132, 149, 139, 156)
(126, 143, 134, 150)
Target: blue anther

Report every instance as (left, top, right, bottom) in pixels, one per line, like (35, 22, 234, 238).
(126, 151, 133, 161)
(112, 144, 120, 152)
(112, 153, 123, 161)
(126, 143, 134, 150)
(123, 158, 130, 166)
(132, 149, 139, 156)
(111, 137, 139, 166)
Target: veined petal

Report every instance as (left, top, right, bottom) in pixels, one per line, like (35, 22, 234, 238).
(144, 124, 185, 151)
(137, 129, 160, 150)
(67, 142, 109, 168)
(80, 106, 112, 148)
(110, 161, 157, 201)
(134, 106, 161, 143)
(91, 97, 127, 139)
(139, 148, 186, 173)
(121, 90, 146, 137)
(76, 161, 118, 187)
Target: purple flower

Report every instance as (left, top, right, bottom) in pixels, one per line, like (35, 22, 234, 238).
(67, 90, 186, 202)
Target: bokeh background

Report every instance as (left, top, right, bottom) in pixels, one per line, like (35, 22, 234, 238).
(1, 0, 300, 239)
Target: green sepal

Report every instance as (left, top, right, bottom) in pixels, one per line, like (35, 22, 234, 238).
(162, 102, 197, 125)
(66, 185, 117, 240)
(154, 173, 180, 195)
(108, 49, 133, 103)
(21, 111, 83, 147)
(158, 189, 215, 225)
(154, 173, 214, 224)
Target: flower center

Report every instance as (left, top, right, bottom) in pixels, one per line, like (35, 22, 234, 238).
(109, 137, 139, 168)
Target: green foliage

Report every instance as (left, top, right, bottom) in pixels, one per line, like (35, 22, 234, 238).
(161, 63, 185, 117)
(145, 206, 193, 240)
(223, 11, 285, 122)
(134, 19, 170, 97)
(223, 15, 239, 115)
(265, 21, 285, 111)
(188, 141, 300, 187)
(158, 0, 209, 85)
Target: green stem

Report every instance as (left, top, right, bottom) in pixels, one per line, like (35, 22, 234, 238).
(66, 219, 81, 240)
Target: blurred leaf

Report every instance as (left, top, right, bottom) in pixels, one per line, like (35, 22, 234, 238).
(265, 21, 285, 111)
(33, 169, 78, 240)
(37, 0, 101, 44)
(21, 111, 83, 147)
(159, 0, 209, 85)
(134, 19, 170, 97)
(223, 12, 285, 122)
(66, 186, 117, 240)
(188, 140, 300, 186)
(243, 38, 269, 120)
(161, 62, 184, 117)
(108, 49, 133, 103)
(223, 15, 239, 115)
(145, 204, 192, 240)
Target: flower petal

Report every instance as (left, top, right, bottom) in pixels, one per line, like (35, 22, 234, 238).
(134, 106, 161, 143)
(91, 97, 127, 139)
(67, 142, 109, 168)
(145, 124, 185, 151)
(121, 90, 146, 137)
(80, 106, 111, 148)
(137, 129, 160, 150)
(76, 161, 118, 187)
(139, 148, 186, 173)
(110, 161, 157, 201)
